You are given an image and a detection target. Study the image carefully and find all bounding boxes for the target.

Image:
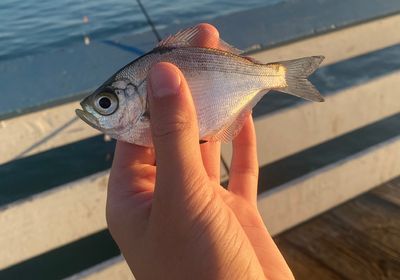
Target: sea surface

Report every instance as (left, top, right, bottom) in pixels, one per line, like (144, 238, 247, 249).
(0, 0, 281, 60)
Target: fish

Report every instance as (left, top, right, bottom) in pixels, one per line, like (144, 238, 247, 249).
(76, 25, 324, 147)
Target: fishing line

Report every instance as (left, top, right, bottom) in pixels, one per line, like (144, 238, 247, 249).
(221, 154, 230, 178)
(135, 0, 161, 42)
(135, 0, 231, 179)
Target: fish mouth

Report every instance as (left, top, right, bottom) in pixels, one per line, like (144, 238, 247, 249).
(75, 108, 100, 130)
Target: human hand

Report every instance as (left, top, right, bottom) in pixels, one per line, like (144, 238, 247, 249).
(106, 23, 294, 280)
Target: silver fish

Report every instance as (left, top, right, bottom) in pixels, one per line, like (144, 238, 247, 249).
(76, 25, 324, 147)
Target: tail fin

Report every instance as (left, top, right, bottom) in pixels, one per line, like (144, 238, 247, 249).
(277, 56, 325, 102)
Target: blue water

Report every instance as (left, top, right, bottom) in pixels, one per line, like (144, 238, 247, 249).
(0, 0, 280, 60)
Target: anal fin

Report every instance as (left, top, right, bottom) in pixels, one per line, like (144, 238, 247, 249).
(208, 89, 267, 142)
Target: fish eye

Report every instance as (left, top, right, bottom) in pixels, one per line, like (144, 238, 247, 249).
(94, 91, 118, 115)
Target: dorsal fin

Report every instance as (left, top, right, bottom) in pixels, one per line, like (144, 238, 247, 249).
(216, 38, 243, 54)
(157, 25, 243, 54)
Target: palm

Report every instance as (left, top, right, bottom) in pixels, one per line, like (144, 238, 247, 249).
(108, 117, 291, 279)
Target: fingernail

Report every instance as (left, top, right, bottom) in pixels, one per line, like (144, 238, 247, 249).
(149, 63, 181, 98)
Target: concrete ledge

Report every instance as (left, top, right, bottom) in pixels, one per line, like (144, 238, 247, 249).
(66, 256, 133, 280)
(0, 172, 109, 270)
(251, 13, 400, 66)
(0, 229, 119, 279)
(0, 101, 94, 164)
(0, 135, 115, 206)
(259, 135, 400, 235)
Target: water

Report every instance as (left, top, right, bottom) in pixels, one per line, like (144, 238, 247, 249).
(0, 0, 281, 61)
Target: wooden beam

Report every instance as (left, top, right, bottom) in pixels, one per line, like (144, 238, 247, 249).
(258, 136, 400, 236)
(0, 172, 109, 269)
(251, 13, 400, 66)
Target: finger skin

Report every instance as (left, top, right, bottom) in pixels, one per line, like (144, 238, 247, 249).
(194, 23, 220, 48)
(113, 141, 155, 168)
(228, 115, 259, 204)
(147, 62, 207, 203)
(194, 23, 222, 183)
(109, 141, 156, 196)
(200, 142, 221, 183)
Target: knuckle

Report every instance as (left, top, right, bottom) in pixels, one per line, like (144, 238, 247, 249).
(151, 113, 193, 139)
(232, 164, 259, 179)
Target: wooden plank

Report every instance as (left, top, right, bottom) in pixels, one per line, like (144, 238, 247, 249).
(0, 172, 109, 270)
(282, 214, 400, 280)
(256, 112, 400, 192)
(0, 101, 97, 164)
(0, 166, 224, 271)
(251, 13, 400, 66)
(215, 0, 400, 53)
(258, 135, 400, 235)
(274, 238, 344, 280)
(0, 229, 120, 280)
(331, 193, 400, 253)
(371, 177, 400, 206)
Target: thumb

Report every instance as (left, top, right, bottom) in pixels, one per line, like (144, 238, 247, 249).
(147, 62, 206, 199)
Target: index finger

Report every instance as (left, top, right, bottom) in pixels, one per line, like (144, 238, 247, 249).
(112, 141, 155, 169)
(192, 23, 220, 48)
(228, 115, 259, 205)
(192, 24, 222, 182)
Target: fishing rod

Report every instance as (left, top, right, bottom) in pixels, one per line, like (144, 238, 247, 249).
(134, 0, 231, 178)
(135, 0, 162, 42)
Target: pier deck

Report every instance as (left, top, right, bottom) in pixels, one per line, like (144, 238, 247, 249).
(275, 176, 400, 280)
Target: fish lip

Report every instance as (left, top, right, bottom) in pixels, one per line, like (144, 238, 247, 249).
(75, 108, 100, 130)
